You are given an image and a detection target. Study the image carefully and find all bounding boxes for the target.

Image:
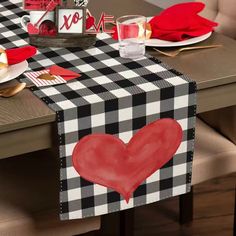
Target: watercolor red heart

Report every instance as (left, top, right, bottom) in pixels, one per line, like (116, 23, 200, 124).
(72, 118, 183, 202)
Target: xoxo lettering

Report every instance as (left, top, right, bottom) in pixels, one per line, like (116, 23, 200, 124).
(60, 12, 83, 31)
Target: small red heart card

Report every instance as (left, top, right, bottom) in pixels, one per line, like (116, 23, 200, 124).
(72, 118, 183, 202)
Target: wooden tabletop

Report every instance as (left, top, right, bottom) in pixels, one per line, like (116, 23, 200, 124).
(1, 0, 236, 159)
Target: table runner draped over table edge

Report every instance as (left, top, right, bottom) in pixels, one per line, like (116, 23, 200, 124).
(0, 0, 197, 220)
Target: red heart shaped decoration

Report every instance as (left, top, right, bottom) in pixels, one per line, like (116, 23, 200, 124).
(72, 118, 182, 202)
(27, 23, 39, 35)
(86, 16, 95, 30)
(39, 20, 57, 36)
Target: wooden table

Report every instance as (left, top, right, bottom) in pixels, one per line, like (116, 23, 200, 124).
(1, 1, 236, 159)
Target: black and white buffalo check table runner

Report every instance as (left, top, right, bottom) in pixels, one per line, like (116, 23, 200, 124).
(0, 0, 197, 220)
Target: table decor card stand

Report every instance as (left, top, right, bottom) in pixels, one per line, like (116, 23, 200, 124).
(23, 0, 96, 48)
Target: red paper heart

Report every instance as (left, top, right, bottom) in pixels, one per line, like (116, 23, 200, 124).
(27, 23, 39, 35)
(72, 118, 182, 202)
(49, 65, 81, 79)
(86, 16, 95, 30)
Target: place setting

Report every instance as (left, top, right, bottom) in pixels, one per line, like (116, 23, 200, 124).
(112, 2, 221, 59)
(0, 42, 82, 97)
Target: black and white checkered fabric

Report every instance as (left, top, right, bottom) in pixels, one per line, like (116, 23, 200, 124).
(0, 0, 197, 220)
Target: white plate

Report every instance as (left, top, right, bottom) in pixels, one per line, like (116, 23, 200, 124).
(145, 17, 212, 47)
(145, 32, 212, 47)
(0, 60, 28, 84)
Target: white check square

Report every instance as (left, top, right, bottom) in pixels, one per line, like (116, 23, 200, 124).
(146, 101, 160, 115)
(91, 113, 105, 127)
(119, 107, 133, 121)
(175, 95, 189, 109)
(67, 188, 81, 202)
(102, 58, 120, 67)
(69, 210, 82, 219)
(138, 82, 159, 92)
(145, 64, 166, 73)
(57, 100, 77, 109)
(173, 163, 187, 177)
(165, 76, 188, 86)
(173, 185, 187, 196)
(40, 87, 60, 96)
(77, 64, 95, 72)
(68, 81, 86, 90)
(110, 88, 131, 98)
(64, 119, 78, 133)
(83, 94, 103, 103)
(85, 48, 103, 56)
(119, 70, 139, 79)
(93, 75, 112, 85)
(119, 131, 133, 143)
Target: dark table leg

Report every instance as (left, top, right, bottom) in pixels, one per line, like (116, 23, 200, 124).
(234, 185, 236, 236)
(120, 208, 135, 236)
(79, 232, 98, 236)
(98, 208, 135, 236)
(179, 187, 193, 225)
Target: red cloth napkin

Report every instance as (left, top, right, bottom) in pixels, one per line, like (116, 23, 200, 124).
(149, 2, 218, 41)
(5, 46, 37, 65)
(49, 65, 81, 81)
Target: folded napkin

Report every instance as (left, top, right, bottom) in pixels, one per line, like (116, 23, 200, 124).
(5, 46, 37, 65)
(149, 2, 218, 41)
(49, 65, 81, 81)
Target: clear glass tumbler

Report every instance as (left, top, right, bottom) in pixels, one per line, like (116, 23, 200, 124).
(116, 15, 146, 59)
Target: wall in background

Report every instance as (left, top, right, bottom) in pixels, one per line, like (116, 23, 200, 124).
(145, 0, 193, 8)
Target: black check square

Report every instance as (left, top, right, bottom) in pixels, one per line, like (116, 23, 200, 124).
(108, 192, 121, 203)
(115, 79, 135, 88)
(82, 56, 99, 64)
(160, 178, 173, 191)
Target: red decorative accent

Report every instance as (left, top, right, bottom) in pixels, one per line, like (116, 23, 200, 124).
(86, 16, 95, 30)
(72, 118, 182, 202)
(5, 46, 37, 65)
(27, 23, 39, 35)
(39, 20, 57, 36)
(149, 2, 218, 41)
(34, 0, 59, 27)
(86, 12, 115, 34)
(111, 26, 118, 40)
(24, 0, 61, 11)
(49, 65, 81, 80)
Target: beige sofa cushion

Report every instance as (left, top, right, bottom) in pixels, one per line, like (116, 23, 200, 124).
(0, 151, 100, 236)
(200, 106, 236, 145)
(196, 0, 236, 144)
(197, 0, 236, 39)
(193, 118, 236, 185)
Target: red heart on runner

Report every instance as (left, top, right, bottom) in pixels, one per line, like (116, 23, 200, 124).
(27, 23, 39, 35)
(72, 118, 182, 202)
(86, 16, 95, 30)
